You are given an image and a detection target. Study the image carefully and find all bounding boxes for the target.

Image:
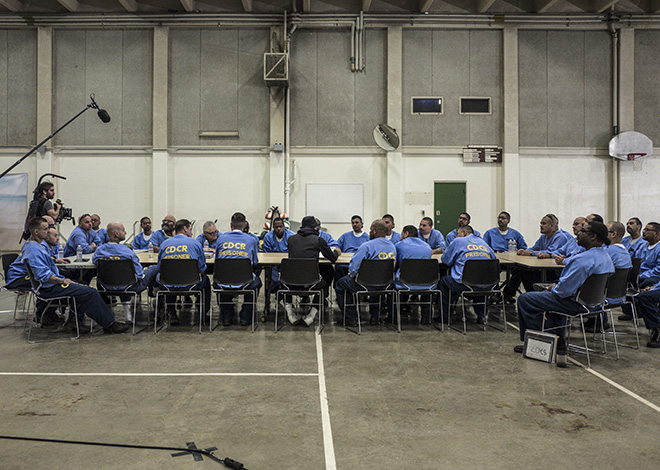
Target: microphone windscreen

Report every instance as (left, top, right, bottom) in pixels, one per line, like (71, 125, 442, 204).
(98, 109, 111, 123)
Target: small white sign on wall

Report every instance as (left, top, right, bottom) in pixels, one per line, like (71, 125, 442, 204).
(306, 184, 364, 224)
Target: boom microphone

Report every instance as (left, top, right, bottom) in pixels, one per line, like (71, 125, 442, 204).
(89, 94, 111, 123)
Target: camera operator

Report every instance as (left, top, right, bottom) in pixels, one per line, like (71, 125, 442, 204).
(35, 181, 61, 220)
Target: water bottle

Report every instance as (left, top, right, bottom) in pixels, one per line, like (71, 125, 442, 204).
(57, 243, 64, 260)
(76, 244, 83, 262)
(148, 241, 154, 259)
(508, 239, 517, 253)
(203, 239, 210, 258)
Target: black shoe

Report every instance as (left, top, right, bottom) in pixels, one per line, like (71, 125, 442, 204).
(556, 337, 568, 367)
(618, 313, 634, 321)
(476, 317, 485, 325)
(504, 295, 516, 304)
(74, 323, 91, 335)
(513, 345, 524, 354)
(222, 318, 233, 327)
(239, 320, 251, 327)
(103, 322, 130, 334)
(489, 293, 502, 304)
(169, 313, 180, 326)
(647, 329, 660, 348)
(369, 315, 379, 326)
(420, 317, 431, 325)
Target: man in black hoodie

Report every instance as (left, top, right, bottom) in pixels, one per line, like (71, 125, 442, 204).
(286, 216, 342, 325)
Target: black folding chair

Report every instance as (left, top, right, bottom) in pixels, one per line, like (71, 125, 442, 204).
(154, 258, 204, 333)
(542, 272, 611, 368)
(212, 258, 258, 332)
(275, 258, 324, 333)
(2, 253, 32, 320)
(396, 258, 442, 332)
(343, 259, 395, 335)
(451, 258, 504, 334)
(628, 257, 642, 292)
(603, 268, 639, 349)
(97, 259, 146, 335)
(23, 262, 80, 344)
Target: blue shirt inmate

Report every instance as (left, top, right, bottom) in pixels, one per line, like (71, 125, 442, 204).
(262, 228, 295, 253)
(483, 227, 527, 252)
(622, 236, 649, 259)
(20, 240, 60, 288)
(93, 242, 147, 281)
(337, 231, 370, 253)
(97, 228, 109, 245)
(445, 228, 482, 246)
(639, 242, 660, 282)
(394, 237, 433, 289)
(158, 233, 207, 276)
(348, 238, 396, 277)
(215, 231, 259, 266)
(528, 231, 570, 257)
(319, 230, 339, 249)
(386, 231, 401, 245)
(63, 226, 101, 257)
(418, 229, 446, 251)
(551, 247, 614, 300)
(150, 229, 171, 248)
(132, 232, 153, 250)
(605, 243, 633, 304)
(441, 234, 495, 282)
(195, 233, 221, 251)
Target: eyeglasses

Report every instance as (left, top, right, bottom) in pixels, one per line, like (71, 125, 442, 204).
(204, 231, 218, 236)
(643, 228, 658, 232)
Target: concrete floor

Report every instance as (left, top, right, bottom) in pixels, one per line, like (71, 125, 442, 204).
(0, 290, 659, 469)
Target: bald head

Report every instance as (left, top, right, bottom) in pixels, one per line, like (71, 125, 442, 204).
(607, 221, 625, 243)
(107, 222, 126, 243)
(43, 215, 55, 227)
(369, 219, 388, 239)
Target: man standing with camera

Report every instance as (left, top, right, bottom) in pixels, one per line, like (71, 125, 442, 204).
(35, 181, 61, 220)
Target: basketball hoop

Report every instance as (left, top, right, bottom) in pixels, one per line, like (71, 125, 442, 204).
(609, 132, 653, 172)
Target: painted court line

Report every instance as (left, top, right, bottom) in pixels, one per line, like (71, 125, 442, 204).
(0, 372, 317, 377)
(316, 333, 337, 470)
(505, 320, 660, 414)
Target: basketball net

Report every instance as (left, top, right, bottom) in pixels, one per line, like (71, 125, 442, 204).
(627, 153, 646, 171)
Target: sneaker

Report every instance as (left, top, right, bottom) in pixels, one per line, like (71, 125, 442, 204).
(103, 322, 130, 334)
(74, 323, 92, 335)
(556, 338, 567, 368)
(369, 315, 379, 326)
(303, 307, 318, 326)
(504, 295, 516, 304)
(513, 345, 524, 354)
(647, 328, 660, 348)
(285, 304, 301, 325)
(618, 313, 634, 321)
(476, 317, 485, 325)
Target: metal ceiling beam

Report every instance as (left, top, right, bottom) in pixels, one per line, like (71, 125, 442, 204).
(534, 0, 559, 13)
(179, 0, 195, 13)
(118, 0, 138, 13)
(651, 0, 660, 13)
(57, 0, 79, 12)
(477, 0, 497, 12)
(362, 0, 372, 11)
(0, 0, 22, 12)
(241, 0, 252, 12)
(303, 0, 311, 12)
(419, 0, 435, 12)
(567, 0, 619, 12)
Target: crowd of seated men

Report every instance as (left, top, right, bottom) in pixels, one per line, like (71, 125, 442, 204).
(6, 209, 660, 354)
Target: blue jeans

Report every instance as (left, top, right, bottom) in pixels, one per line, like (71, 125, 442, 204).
(634, 288, 660, 330)
(217, 277, 262, 323)
(40, 282, 115, 328)
(438, 275, 490, 320)
(516, 290, 585, 341)
(335, 275, 393, 323)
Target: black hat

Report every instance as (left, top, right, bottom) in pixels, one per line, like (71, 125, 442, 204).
(301, 216, 318, 229)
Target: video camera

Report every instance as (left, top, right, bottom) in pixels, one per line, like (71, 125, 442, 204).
(54, 198, 74, 224)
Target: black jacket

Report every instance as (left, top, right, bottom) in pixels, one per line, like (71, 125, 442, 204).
(287, 227, 338, 262)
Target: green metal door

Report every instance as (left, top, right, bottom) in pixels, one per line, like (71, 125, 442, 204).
(434, 182, 466, 237)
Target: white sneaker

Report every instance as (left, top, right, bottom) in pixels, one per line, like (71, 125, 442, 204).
(303, 307, 318, 326)
(285, 304, 300, 324)
(122, 302, 133, 323)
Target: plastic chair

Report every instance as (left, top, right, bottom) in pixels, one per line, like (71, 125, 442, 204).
(154, 258, 204, 333)
(212, 258, 258, 332)
(96, 258, 145, 335)
(395, 258, 442, 332)
(542, 272, 611, 368)
(451, 258, 504, 334)
(2, 253, 32, 320)
(275, 258, 324, 333)
(603, 268, 639, 349)
(343, 259, 395, 335)
(628, 257, 642, 292)
(23, 262, 80, 344)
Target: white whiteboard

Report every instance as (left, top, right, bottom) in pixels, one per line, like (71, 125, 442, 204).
(306, 184, 364, 223)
